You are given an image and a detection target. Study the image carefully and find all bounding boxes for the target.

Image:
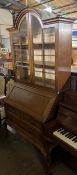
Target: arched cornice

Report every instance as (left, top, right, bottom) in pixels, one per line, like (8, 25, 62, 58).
(7, 8, 74, 32)
(14, 8, 43, 30)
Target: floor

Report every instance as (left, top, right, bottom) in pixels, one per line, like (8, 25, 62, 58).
(0, 125, 77, 175)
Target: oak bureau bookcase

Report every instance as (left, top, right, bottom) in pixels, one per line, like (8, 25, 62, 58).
(5, 8, 73, 161)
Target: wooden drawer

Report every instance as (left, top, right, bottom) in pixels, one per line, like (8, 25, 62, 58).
(6, 115, 46, 156)
(6, 110, 43, 140)
(6, 110, 46, 155)
(5, 104, 42, 130)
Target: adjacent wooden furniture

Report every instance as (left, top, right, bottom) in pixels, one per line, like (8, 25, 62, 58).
(0, 75, 5, 97)
(71, 72, 77, 90)
(5, 8, 73, 162)
(45, 90, 77, 161)
(6, 79, 14, 96)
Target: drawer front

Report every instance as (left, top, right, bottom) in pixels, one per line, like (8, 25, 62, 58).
(6, 111, 47, 156)
(6, 111, 43, 141)
(5, 104, 42, 130)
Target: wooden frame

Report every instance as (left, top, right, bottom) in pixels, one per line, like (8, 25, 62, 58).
(8, 8, 73, 92)
(5, 8, 74, 164)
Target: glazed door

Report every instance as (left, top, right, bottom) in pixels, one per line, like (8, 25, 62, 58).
(43, 27, 55, 89)
(18, 14, 30, 81)
(31, 14, 44, 85)
(15, 12, 43, 83)
(12, 14, 30, 81)
(13, 12, 56, 88)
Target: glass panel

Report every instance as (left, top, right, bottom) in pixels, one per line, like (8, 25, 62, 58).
(32, 15, 43, 86)
(13, 16, 30, 81)
(43, 27, 55, 88)
(19, 17, 29, 81)
(12, 32, 22, 80)
(12, 32, 21, 63)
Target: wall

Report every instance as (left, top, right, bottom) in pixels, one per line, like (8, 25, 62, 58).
(0, 9, 13, 52)
(72, 21, 77, 64)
